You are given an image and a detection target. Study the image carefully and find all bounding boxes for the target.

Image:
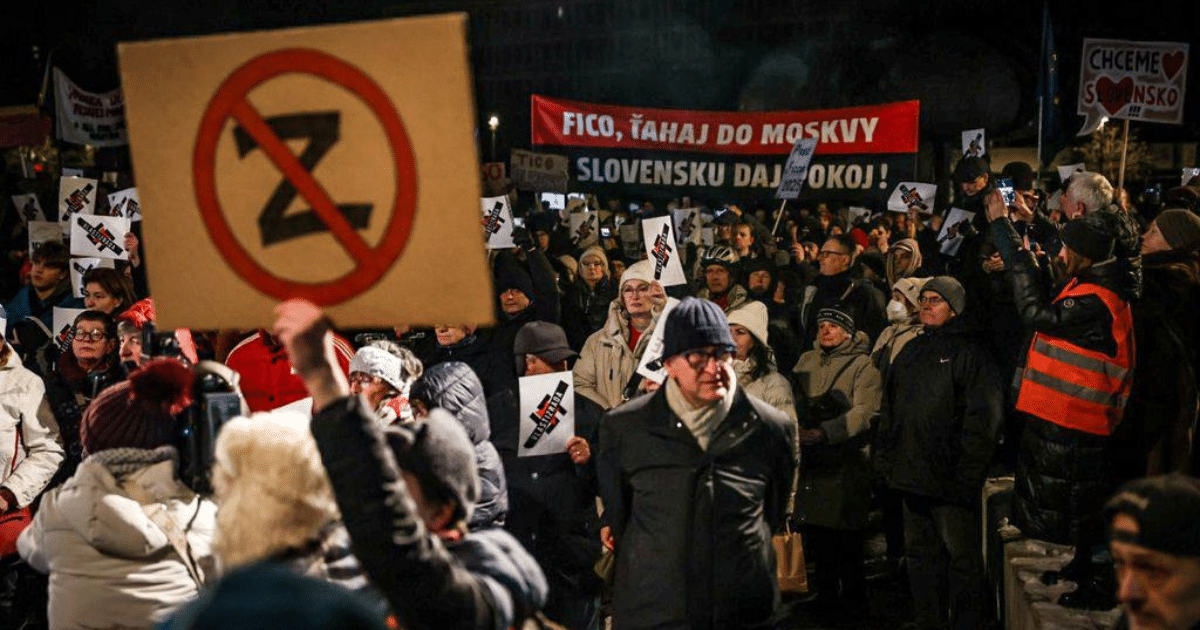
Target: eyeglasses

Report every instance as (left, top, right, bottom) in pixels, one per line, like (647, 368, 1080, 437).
(349, 374, 383, 386)
(682, 347, 732, 370)
(917, 295, 944, 306)
(73, 330, 108, 342)
(817, 249, 848, 259)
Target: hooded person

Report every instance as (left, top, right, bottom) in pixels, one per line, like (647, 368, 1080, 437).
(872, 277, 930, 374)
(574, 259, 666, 409)
(18, 358, 218, 630)
(408, 362, 508, 530)
(885, 238, 924, 286)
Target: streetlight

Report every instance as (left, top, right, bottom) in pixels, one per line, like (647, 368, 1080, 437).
(487, 115, 500, 161)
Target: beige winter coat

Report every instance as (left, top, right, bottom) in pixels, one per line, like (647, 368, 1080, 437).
(574, 300, 661, 410)
(792, 332, 881, 445)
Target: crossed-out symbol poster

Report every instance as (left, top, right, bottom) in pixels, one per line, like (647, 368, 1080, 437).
(640, 215, 686, 287)
(481, 195, 515, 249)
(69, 257, 115, 298)
(70, 215, 131, 260)
(518, 371, 575, 458)
(887, 182, 937, 214)
(58, 176, 97, 237)
(117, 14, 493, 329)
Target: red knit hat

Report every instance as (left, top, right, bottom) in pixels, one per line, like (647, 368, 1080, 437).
(80, 358, 194, 456)
(115, 297, 200, 365)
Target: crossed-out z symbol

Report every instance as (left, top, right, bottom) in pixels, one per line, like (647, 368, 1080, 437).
(900, 185, 928, 212)
(524, 381, 569, 449)
(575, 216, 594, 242)
(482, 201, 506, 236)
(233, 112, 373, 247)
(56, 324, 73, 350)
(651, 224, 673, 279)
(77, 217, 124, 256)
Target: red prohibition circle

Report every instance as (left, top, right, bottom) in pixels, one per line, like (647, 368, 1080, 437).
(193, 48, 418, 305)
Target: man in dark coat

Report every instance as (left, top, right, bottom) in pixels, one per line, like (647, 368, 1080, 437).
(874, 276, 1003, 630)
(597, 297, 796, 630)
(797, 234, 887, 349)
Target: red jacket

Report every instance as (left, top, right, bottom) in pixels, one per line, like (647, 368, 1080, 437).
(225, 331, 354, 412)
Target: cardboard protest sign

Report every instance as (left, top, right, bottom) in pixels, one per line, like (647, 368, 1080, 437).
(70, 215, 131, 260)
(961, 128, 986, 157)
(641, 216, 686, 287)
(481, 196, 516, 249)
(107, 188, 142, 221)
(58, 176, 97, 236)
(28, 221, 62, 257)
(1182, 168, 1200, 186)
(532, 95, 919, 204)
(775, 137, 818, 200)
(69, 257, 116, 298)
(673, 207, 702, 245)
(118, 15, 494, 329)
(569, 211, 598, 247)
(938, 208, 976, 256)
(12, 193, 45, 223)
(511, 148, 569, 192)
(635, 297, 680, 384)
(518, 371, 575, 457)
(1057, 164, 1086, 184)
(1077, 39, 1189, 135)
(53, 68, 128, 147)
(52, 307, 87, 352)
(887, 182, 937, 213)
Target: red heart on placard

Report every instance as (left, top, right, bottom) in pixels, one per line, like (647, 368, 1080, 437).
(1162, 51, 1185, 80)
(1096, 76, 1134, 116)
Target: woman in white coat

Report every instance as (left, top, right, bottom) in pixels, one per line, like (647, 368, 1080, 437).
(18, 358, 216, 630)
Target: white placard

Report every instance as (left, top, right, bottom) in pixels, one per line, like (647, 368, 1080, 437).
(1057, 164, 1086, 184)
(673, 208, 702, 245)
(28, 221, 63, 257)
(569, 211, 598, 247)
(69, 257, 116, 298)
(510, 148, 569, 193)
(961, 128, 986, 157)
(58, 176, 97, 236)
(70, 215, 131, 260)
(53, 68, 128, 147)
(11, 193, 45, 223)
(481, 196, 516, 250)
(635, 297, 680, 384)
(641, 216, 686, 287)
(775, 137, 819, 200)
(1182, 168, 1200, 186)
(518, 371, 575, 458)
(887, 182, 937, 213)
(52, 307, 88, 352)
(540, 192, 565, 211)
(937, 208, 976, 256)
(107, 187, 142, 221)
(848, 206, 871, 225)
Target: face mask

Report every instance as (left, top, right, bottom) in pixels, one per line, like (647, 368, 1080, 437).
(886, 299, 910, 322)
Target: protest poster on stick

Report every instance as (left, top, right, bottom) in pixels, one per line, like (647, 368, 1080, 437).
(69, 257, 116, 298)
(511, 148, 569, 192)
(635, 297, 680, 384)
(569, 211, 598, 247)
(58, 176, 97, 236)
(775, 137, 818, 200)
(481, 196, 516, 249)
(70, 215, 131, 260)
(641, 216, 686, 287)
(672, 207, 702, 245)
(961, 129, 986, 157)
(887, 182, 937, 213)
(1077, 39, 1189, 135)
(119, 15, 494, 329)
(11, 193, 45, 223)
(938, 208, 976, 256)
(518, 371, 575, 458)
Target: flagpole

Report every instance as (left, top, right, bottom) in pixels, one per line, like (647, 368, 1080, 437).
(1118, 119, 1130, 192)
(771, 199, 787, 235)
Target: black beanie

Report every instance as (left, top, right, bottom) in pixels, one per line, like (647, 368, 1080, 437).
(662, 297, 736, 359)
(816, 306, 856, 337)
(1060, 216, 1114, 262)
(495, 265, 534, 298)
(1105, 473, 1200, 557)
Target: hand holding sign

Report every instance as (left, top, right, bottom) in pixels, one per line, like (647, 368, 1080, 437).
(518, 372, 576, 457)
(481, 195, 516, 249)
(70, 215, 131, 260)
(640, 216, 686, 286)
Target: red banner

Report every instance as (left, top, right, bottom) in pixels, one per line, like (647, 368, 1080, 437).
(531, 95, 919, 157)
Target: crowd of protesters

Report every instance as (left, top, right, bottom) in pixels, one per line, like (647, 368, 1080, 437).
(0, 154, 1198, 630)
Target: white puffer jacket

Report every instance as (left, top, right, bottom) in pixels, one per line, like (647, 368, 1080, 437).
(18, 447, 217, 630)
(0, 351, 64, 508)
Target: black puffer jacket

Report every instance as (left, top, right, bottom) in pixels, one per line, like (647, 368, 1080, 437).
(874, 316, 1004, 507)
(410, 362, 508, 530)
(561, 276, 617, 351)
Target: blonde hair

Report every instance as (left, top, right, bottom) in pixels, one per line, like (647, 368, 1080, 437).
(211, 411, 340, 570)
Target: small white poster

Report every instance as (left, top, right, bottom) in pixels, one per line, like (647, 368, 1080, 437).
(938, 208, 976, 257)
(70, 215, 131, 260)
(58, 176, 98, 236)
(52, 307, 88, 352)
(641, 216, 686, 287)
(887, 182, 937, 213)
(775, 137, 819, 200)
(618, 224, 642, 259)
(518, 371, 575, 458)
(847, 206, 871, 225)
(107, 187, 141, 221)
(481, 195, 516, 250)
(69, 257, 116, 298)
(673, 208, 702, 245)
(11, 193, 45, 223)
(635, 297, 680, 384)
(569, 211, 598, 247)
(1182, 168, 1200, 186)
(961, 128, 986, 157)
(28, 221, 63, 257)
(539, 192, 565, 211)
(700, 226, 715, 247)
(1057, 163, 1086, 184)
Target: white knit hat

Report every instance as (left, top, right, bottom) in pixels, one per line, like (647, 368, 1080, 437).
(349, 346, 404, 391)
(727, 300, 769, 347)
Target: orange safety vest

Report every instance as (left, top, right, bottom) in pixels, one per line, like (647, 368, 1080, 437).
(1015, 279, 1134, 436)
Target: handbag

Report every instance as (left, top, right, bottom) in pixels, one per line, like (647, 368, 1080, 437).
(772, 521, 807, 593)
(0, 430, 33, 558)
